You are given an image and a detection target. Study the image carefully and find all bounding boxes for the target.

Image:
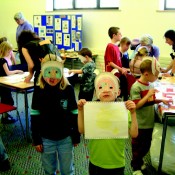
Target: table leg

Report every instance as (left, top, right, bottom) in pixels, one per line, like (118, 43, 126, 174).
(24, 90, 31, 141)
(157, 114, 168, 174)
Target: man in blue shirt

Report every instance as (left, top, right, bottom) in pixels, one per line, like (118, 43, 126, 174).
(14, 12, 33, 42)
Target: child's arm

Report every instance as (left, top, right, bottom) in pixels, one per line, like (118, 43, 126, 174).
(109, 62, 122, 72)
(125, 100, 138, 138)
(109, 62, 128, 75)
(161, 60, 173, 73)
(10, 51, 16, 65)
(77, 99, 86, 134)
(3, 63, 23, 75)
(135, 88, 158, 109)
(69, 69, 83, 75)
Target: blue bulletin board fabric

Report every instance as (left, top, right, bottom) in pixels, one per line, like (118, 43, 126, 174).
(33, 14, 82, 51)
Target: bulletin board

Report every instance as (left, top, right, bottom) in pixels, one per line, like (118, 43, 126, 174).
(33, 14, 82, 51)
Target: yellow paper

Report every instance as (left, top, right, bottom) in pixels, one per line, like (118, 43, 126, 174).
(84, 102, 128, 139)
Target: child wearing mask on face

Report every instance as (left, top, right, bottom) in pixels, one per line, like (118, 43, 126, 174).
(31, 54, 80, 175)
(0, 41, 23, 124)
(130, 57, 171, 175)
(78, 72, 138, 175)
(68, 48, 96, 101)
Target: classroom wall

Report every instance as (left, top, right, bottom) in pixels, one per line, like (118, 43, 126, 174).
(0, 0, 174, 71)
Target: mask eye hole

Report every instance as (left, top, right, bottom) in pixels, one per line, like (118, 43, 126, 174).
(110, 86, 113, 89)
(99, 86, 102, 89)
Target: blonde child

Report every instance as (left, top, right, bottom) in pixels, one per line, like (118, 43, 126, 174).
(0, 41, 23, 124)
(129, 46, 149, 78)
(0, 37, 16, 66)
(31, 54, 80, 175)
(78, 72, 138, 175)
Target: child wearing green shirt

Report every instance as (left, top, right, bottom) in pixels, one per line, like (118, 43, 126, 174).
(78, 72, 138, 175)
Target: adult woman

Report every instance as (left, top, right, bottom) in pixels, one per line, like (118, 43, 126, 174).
(135, 34, 160, 61)
(161, 29, 175, 76)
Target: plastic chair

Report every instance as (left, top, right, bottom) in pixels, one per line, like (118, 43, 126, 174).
(0, 103, 25, 138)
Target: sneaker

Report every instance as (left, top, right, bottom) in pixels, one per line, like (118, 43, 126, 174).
(0, 159, 11, 171)
(1, 114, 16, 124)
(133, 170, 143, 175)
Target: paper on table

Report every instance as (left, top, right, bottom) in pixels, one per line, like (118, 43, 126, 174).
(64, 68, 74, 77)
(84, 102, 128, 139)
(3, 72, 34, 84)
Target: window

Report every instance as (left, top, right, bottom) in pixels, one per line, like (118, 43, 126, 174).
(53, 0, 119, 10)
(164, 0, 175, 10)
(159, 0, 175, 10)
(54, 0, 73, 9)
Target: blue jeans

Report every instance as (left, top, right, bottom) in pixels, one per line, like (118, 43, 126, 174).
(41, 136, 74, 175)
(0, 136, 8, 162)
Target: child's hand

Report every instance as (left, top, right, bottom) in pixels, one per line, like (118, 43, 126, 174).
(68, 70, 72, 74)
(77, 99, 86, 111)
(17, 70, 23, 74)
(147, 88, 158, 98)
(121, 68, 128, 76)
(125, 100, 136, 114)
(24, 74, 33, 83)
(160, 68, 167, 73)
(162, 99, 173, 105)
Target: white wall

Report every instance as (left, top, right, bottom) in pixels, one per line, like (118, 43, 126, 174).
(0, 0, 174, 70)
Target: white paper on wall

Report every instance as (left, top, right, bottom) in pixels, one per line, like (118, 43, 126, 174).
(63, 34, 70, 46)
(71, 15, 76, 28)
(55, 18, 61, 30)
(46, 15, 53, 26)
(62, 20, 69, 33)
(77, 17, 82, 30)
(56, 32, 62, 45)
(38, 26, 46, 37)
(34, 16, 41, 27)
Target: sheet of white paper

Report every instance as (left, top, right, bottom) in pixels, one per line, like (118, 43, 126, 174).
(84, 102, 128, 139)
(64, 68, 74, 77)
(4, 72, 34, 84)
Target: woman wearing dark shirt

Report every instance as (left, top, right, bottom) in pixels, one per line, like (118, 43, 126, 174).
(161, 29, 175, 76)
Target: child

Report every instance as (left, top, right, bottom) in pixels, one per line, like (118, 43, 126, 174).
(129, 46, 149, 78)
(130, 57, 170, 175)
(69, 48, 96, 101)
(0, 136, 10, 172)
(78, 72, 138, 175)
(0, 41, 23, 124)
(135, 34, 160, 61)
(31, 54, 80, 175)
(0, 37, 16, 66)
(118, 37, 131, 69)
(104, 27, 129, 100)
(104, 27, 128, 75)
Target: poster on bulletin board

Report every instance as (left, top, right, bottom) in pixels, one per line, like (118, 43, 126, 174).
(33, 14, 82, 51)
